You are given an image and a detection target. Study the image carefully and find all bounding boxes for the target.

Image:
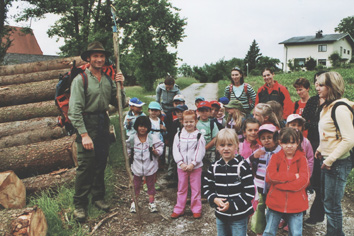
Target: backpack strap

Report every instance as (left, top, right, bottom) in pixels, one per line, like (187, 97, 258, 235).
(147, 133, 154, 161)
(294, 101, 299, 114)
(331, 101, 354, 140)
(80, 72, 88, 95)
(228, 84, 233, 100)
(237, 159, 244, 179)
(210, 119, 214, 136)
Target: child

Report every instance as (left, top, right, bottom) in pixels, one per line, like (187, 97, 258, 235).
(249, 124, 282, 236)
(127, 116, 164, 213)
(195, 96, 205, 108)
(203, 128, 255, 235)
(210, 100, 224, 130)
(156, 75, 181, 114)
(224, 100, 246, 140)
(148, 101, 166, 142)
(267, 100, 286, 128)
(216, 106, 227, 128)
(124, 97, 146, 138)
(254, 103, 280, 128)
(239, 118, 261, 160)
(263, 127, 309, 236)
(171, 110, 206, 219)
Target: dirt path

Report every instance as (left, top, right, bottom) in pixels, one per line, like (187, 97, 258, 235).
(91, 83, 354, 236)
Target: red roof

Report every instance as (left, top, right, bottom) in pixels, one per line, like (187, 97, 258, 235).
(5, 26, 43, 55)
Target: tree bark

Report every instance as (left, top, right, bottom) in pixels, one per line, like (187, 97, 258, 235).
(0, 56, 85, 76)
(0, 79, 57, 107)
(0, 171, 26, 209)
(0, 101, 60, 123)
(0, 206, 47, 236)
(0, 136, 76, 178)
(0, 68, 67, 86)
(0, 126, 66, 149)
(22, 168, 76, 196)
(0, 117, 57, 138)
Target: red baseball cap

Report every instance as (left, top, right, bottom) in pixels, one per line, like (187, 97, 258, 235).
(210, 100, 221, 108)
(197, 101, 211, 110)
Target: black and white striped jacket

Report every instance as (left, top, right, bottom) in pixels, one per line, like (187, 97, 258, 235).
(203, 155, 255, 221)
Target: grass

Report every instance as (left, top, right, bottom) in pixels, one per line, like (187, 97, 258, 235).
(26, 76, 198, 235)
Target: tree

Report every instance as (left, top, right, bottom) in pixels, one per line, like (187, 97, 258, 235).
(329, 52, 341, 67)
(0, 0, 15, 64)
(244, 40, 262, 73)
(256, 56, 280, 72)
(18, 0, 186, 90)
(335, 16, 354, 39)
(178, 63, 193, 77)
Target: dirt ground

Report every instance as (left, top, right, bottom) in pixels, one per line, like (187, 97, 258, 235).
(87, 83, 354, 236)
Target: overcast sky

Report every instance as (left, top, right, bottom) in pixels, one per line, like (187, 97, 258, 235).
(8, 0, 354, 67)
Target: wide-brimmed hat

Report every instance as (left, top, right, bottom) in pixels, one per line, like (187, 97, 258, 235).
(224, 100, 244, 112)
(81, 41, 112, 61)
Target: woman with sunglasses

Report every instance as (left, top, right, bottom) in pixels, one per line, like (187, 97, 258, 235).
(224, 67, 256, 116)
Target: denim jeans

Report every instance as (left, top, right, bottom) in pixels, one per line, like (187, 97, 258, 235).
(263, 209, 303, 236)
(216, 216, 248, 236)
(321, 157, 351, 236)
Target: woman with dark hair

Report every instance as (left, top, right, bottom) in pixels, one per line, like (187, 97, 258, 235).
(224, 67, 256, 115)
(255, 68, 293, 119)
(315, 72, 354, 235)
(302, 71, 327, 227)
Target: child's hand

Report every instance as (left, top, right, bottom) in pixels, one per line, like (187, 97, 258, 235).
(186, 163, 194, 172)
(160, 124, 166, 131)
(295, 173, 299, 179)
(214, 198, 229, 212)
(152, 147, 159, 156)
(254, 149, 265, 159)
(180, 163, 188, 171)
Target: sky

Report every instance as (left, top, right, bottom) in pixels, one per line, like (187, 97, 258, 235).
(7, 0, 354, 67)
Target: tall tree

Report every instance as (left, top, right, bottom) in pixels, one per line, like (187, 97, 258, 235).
(0, 0, 15, 64)
(18, 0, 186, 90)
(335, 16, 354, 39)
(244, 39, 262, 73)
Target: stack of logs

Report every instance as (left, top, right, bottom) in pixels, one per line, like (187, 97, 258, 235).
(0, 56, 88, 235)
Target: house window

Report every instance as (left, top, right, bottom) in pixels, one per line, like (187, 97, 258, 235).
(318, 45, 327, 52)
(348, 50, 351, 55)
(294, 58, 306, 67)
(318, 59, 326, 66)
(344, 49, 347, 54)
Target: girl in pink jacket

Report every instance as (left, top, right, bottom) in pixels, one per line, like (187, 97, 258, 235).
(171, 110, 206, 219)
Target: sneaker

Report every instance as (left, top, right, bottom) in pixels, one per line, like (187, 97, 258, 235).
(93, 200, 110, 211)
(193, 213, 202, 219)
(148, 202, 158, 213)
(171, 211, 184, 219)
(278, 219, 286, 229)
(155, 183, 161, 191)
(304, 217, 320, 226)
(130, 202, 136, 213)
(143, 183, 148, 192)
(73, 207, 87, 222)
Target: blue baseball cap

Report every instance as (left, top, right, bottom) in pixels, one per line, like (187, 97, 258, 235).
(218, 97, 229, 105)
(148, 101, 162, 110)
(174, 104, 188, 112)
(129, 97, 145, 107)
(195, 96, 205, 102)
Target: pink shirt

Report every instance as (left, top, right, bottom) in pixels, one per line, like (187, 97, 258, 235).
(239, 140, 261, 160)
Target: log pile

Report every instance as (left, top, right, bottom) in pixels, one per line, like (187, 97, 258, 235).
(0, 57, 89, 195)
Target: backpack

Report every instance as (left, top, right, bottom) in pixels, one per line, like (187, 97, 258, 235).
(331, 101, 354, 168)
(177, 130, 202, 154)
(228, 83, 252, 107)
(55, 60, 115, 135)
(129, 134, 154, 165)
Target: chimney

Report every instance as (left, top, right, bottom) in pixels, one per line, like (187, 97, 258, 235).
(316, 30, 323, 38)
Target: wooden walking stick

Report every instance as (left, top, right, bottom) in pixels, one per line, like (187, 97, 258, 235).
(110, 5, 141, 220)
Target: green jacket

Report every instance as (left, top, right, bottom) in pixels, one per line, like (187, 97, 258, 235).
(68, 68, 121, 135)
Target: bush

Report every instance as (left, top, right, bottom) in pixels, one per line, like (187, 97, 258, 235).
(305, 57, 317, 71)
(329, 52, 341, 67)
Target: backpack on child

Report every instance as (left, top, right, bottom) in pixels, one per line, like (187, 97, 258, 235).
(55, 60, 115, 135)
(331, 101, 354, 168)
(129, 133, 154, 165)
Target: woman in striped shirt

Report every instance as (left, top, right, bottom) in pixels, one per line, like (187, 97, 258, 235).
(224, 67, 257, 116)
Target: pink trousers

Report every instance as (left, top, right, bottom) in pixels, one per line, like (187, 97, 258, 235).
(174, 167, 202, 214)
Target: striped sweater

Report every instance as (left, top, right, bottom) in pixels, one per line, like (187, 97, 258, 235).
(224, 83, 257, 111)
(203, 155, 255, 221)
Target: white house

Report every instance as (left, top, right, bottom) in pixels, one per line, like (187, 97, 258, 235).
(279, 31, 354, 72)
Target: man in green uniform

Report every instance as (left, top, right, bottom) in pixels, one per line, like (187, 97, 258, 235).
(68, 41, 125, 221)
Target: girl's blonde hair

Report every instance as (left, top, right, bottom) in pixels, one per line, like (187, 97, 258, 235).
(226, 108, 245, 132)
(316, 71, 345, 105)
(215, 128, 239, 152)
(254, 103, 280, 128)
(277, 127, 303, 151)
(182, 110, 198, 122)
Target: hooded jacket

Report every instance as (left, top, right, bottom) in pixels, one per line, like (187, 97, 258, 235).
(266, 149, 309, 213)
(156, 83, 181, 112)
